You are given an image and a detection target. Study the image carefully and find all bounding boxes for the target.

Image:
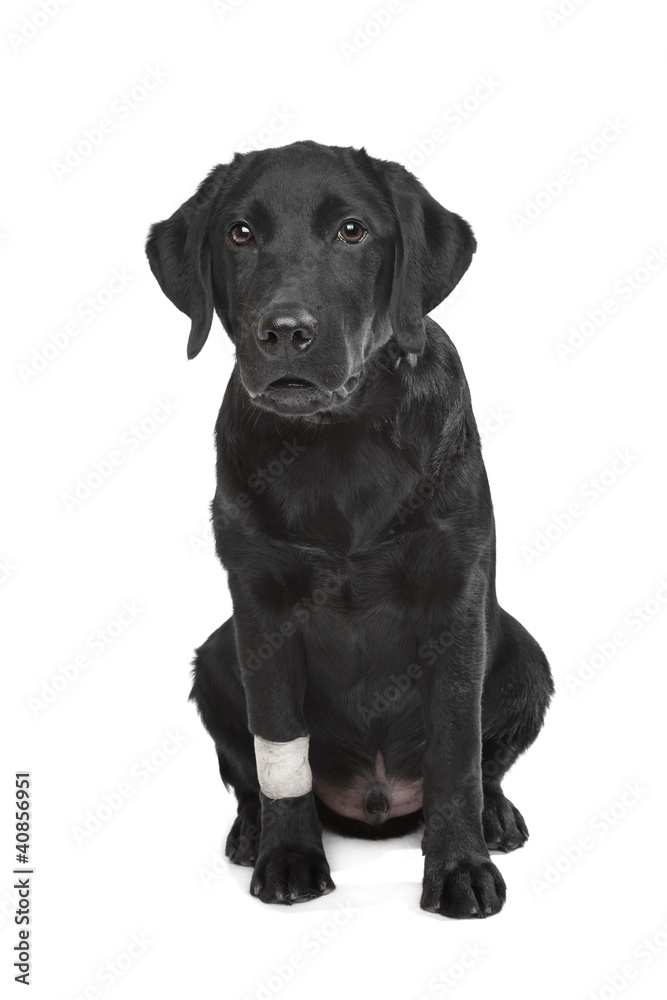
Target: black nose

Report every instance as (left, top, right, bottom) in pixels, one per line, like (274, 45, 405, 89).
(255, 308, 317, 358)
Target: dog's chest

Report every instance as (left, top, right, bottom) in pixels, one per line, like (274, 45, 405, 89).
(259, 433, 422, 552)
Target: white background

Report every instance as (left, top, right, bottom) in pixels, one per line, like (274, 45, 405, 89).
(2, 1, 666, 998)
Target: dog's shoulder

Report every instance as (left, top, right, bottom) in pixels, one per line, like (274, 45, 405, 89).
(400, 317, 475, 426)
(422, 316, 468, 384)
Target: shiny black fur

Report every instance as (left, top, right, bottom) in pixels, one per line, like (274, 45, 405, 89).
(146, 141, 553, 918)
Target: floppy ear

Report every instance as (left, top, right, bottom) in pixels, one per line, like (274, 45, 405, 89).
(146, 166, 227, 359)
(381, 162, 477, 354)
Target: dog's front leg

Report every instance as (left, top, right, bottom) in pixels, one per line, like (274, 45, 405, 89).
(418, 577, 506, 918)
(232, 612, 335, 905)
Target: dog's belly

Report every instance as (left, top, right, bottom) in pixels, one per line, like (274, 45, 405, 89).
(312, 752, 423, 824)
(301, 571, 428, 826)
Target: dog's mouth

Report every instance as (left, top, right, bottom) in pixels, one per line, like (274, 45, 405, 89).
(266, 376, 318, 391)
(249, 373, 360, 415)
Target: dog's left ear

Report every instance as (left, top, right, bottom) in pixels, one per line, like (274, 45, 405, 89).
(146, 166, 228, 359)
(379, 161, 477, 354)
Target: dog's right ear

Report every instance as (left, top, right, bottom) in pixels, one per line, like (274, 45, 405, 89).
(146, 166, 228, 359)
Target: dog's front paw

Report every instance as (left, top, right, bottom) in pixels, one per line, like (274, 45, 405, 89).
(421, 856, 506, 918)
(251, 848, 335, 904)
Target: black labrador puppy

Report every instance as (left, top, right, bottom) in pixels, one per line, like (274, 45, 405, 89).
(146, 141, 553, 918)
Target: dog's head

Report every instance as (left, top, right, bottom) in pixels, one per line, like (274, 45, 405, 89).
(146, 141, 475, 417)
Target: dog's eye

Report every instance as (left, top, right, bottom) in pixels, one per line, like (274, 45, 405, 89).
(337, 220, 367, 244)
(229, 222, 255, 246)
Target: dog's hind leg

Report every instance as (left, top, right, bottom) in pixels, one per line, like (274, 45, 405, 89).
(190, 618, 261, 865)
(480, 609, 554, 852)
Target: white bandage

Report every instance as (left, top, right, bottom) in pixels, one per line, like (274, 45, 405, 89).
(254, 735, 312, 800)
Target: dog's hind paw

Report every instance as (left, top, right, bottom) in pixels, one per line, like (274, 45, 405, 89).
(482, 788, 529, 853)
(226, 803, 261, 866)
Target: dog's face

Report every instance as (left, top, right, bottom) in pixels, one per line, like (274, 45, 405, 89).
(147, 141, 476, 417)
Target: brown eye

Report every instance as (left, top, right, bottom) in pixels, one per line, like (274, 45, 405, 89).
(229, 222, 255, 246)
(337, 220, 367, 244)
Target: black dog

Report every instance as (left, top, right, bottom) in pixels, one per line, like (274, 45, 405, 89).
(146, 141, 553, 918)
